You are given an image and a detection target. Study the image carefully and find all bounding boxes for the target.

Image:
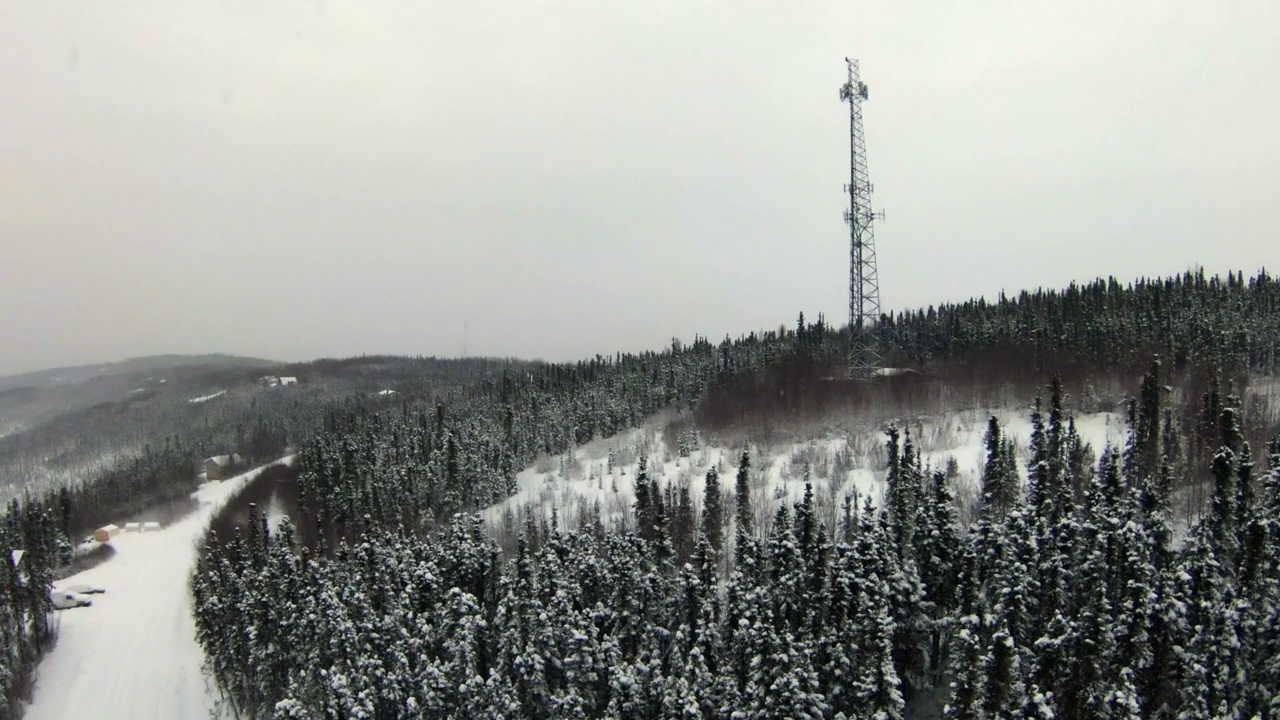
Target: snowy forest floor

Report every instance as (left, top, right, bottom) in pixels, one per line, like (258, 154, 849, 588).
(25, 459, 292, 720)
(484, 407, 1132, 543)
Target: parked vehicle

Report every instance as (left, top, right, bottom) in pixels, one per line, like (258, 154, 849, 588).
(51, 591, 92, 610)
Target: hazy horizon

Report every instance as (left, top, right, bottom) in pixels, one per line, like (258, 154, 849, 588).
(4, 2, 1277, 376)
(1, 262, 1271, 380)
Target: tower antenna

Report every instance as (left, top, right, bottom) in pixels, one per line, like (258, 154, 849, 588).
(840, 58, 885, 379)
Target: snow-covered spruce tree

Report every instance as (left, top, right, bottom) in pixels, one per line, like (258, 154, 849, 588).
(1057, 503, 1120, 719)
(766, 503, 804, 633)
(1123, 358, 1165, 491)
(734, 447, 752, 539)
(980, 416, 1019, 523)
(884, 426, 924, 559)
(1111, 490, 1156, 705)
(672, 483, 696, 566)
(701, 467, 725, 565)
(819, 540, 862, 715)
(633, 455, 655, 543)
(1209, 405, 1245, 561)
(732, 447, 760, 580)
(943, 608, 986, 720)
(497, 535, 554, 719)
(1178, 541, 1248, 719)
(850, 515, 907, 720)
(914, 469, 963, 687)
(991, 508, 1039, 661)
(980, 622, 1030, 718)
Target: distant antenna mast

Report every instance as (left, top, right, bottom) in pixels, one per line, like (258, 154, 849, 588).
(840, 58, 885, 379)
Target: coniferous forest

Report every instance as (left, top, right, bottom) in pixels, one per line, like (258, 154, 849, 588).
(1, 270, 1277, 717)
(184, 270, 1280, 719)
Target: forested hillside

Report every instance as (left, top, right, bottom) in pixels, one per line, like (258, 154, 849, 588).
(0, 355, 516, 505)
(879, 269, 1279, 374)
(1, 355, 517, 534)
(0, 356, 509, 714)
(0, 354, 276, 448)
(196, 367, 1280, 718)
(190, 269, 1280, 718)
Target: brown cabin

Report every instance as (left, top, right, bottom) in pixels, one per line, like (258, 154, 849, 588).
(92, 524, 120, 542)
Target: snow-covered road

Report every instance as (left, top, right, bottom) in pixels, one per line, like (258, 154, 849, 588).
(26, 460, 290, 720)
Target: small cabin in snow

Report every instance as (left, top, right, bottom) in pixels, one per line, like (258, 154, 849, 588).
(92, 524, 120, 542)
(279, 376, 298, 386)
(142, 521, 161, 532)
(124, 522, 141, 533)
(203, 454, 244, 481)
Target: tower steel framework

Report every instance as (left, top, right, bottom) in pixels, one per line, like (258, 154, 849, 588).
(839, 58, 884, 379)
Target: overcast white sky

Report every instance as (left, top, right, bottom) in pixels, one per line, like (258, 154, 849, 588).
(1, 1, 1276, 375)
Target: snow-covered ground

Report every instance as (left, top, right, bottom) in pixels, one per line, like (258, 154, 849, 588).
(187, 390, 226, 403)
(483, 408, 1127, 534)
(26, 459, 292, 720)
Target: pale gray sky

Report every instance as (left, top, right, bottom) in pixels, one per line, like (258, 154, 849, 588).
(1, 1, 1276, 375)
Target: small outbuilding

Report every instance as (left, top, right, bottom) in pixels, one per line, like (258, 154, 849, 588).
(92, 524, 121, 542)
(124, 522, 141, 532)
(203, 454, 244, 481)
(142, 521, 161, 532)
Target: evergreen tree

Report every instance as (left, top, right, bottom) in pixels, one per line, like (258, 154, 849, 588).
(700, 467, 725, 565)
(633, 455, 656, 543)
(672, 483, 696, 566)
(944, 611, 986, 720)
(981, 623, 1030, 719)
(733, 448, 756, 573)
(980, 416, 1019, 522)
(734, 448, 752, 540)
(1124, 358, 1165, 489)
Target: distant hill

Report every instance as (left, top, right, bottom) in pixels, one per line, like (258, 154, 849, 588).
(0, 354, 282, 441)
(0, 353, 514, 503)
(0, 354, 280, 392)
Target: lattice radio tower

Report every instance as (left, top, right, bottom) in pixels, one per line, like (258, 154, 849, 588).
(840, 58, 885, 379)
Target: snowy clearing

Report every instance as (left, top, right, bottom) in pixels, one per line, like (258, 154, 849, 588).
(484, 408, 1126, 534)
(187, 390, 226, 403)
(26, 458, 292, 720)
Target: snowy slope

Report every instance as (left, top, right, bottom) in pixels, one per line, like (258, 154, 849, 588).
(26, 459, 292, 720)
(483, 409, 1127, 533)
